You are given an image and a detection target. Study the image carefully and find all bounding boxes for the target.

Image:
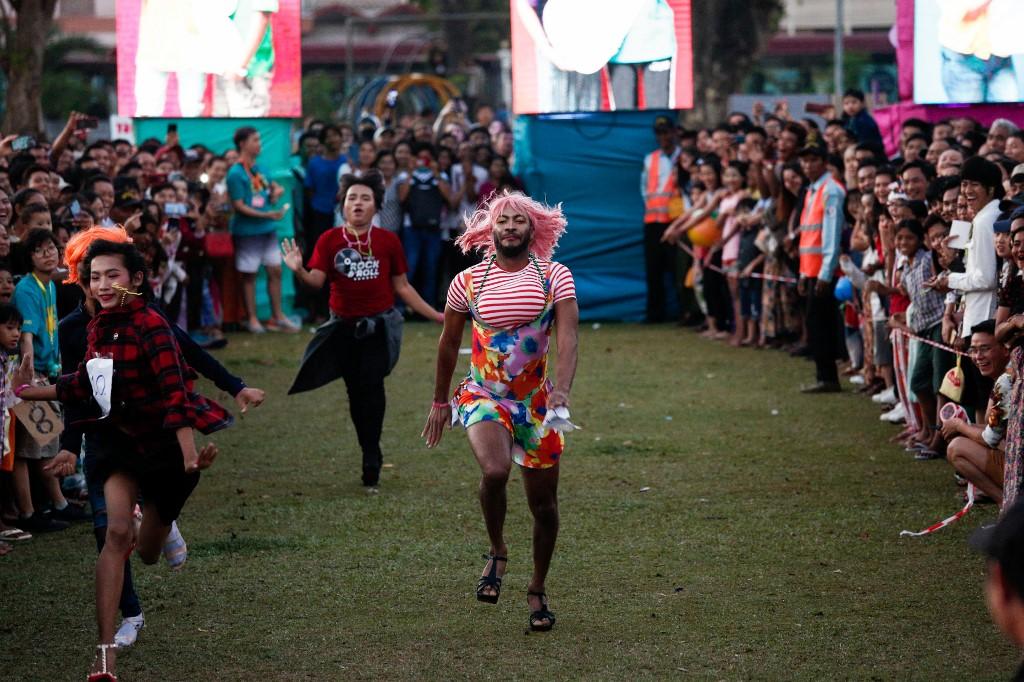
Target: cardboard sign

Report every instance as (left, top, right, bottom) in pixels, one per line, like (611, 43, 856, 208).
(108, 115, 135, 144)
(87, 357, 113, 418)
(12, 400, 63, 447)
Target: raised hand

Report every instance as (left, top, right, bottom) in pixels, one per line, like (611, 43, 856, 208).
(280, 238, 304, 272)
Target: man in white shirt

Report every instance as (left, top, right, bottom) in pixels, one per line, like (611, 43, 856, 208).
(929, 155, 1002, 414)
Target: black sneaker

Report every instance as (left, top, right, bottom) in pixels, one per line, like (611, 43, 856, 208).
(19, 513, 70, 533)
(52, 502, 89, 522)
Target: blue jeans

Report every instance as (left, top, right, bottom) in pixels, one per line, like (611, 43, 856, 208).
(941, 47, 1018, 103)
(84, 437, 142, 619)
(739, 278, 762, 321)
(403, 226, 442, 308)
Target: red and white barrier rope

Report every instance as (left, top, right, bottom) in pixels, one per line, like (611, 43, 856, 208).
(678, 241, 799, 284)
(899, 483, 975, 537)
(892, 328, 970, 358)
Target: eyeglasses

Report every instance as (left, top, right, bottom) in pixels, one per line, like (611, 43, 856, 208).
(968, 345, 995, 355)
(32, 244, 57, 256)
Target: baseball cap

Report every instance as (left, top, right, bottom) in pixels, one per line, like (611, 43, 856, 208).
(1013, 163, 1024, 182)
(994, 214, 1012, 234)
(653, 115, 674, 132)
(970, 500, 1024, 594)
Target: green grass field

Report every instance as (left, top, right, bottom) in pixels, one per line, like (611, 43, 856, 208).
(3, 323, 1018, 680)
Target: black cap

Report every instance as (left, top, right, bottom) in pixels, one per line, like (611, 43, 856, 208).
(653, 115, 674, 132)
(999, 197, 1024, 213)
(970, 500, 1024, 593)
(961, 155, 1002, 190)
(797, 144, 827, 159)
(994, 217, 1012, 234)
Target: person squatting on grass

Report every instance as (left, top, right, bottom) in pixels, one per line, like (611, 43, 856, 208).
(283, 171, 443, 487)
(42, 227, 265, 652)
(15, 238, 234, 681)
(423, 190, 579, 632)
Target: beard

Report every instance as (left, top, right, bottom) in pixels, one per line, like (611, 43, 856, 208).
(493, 229, 532, 258)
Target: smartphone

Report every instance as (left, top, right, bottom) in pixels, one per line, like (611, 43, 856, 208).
(11, 135, 34, 152)
(76, 116, 98, 131)
(69, 200, 81, 218)
(949, 220, 971, 250)
(164, 202, 188, 217)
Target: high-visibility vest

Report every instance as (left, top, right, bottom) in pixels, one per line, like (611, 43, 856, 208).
(643, 150, 679, 224)
(797, 177, 835, 278)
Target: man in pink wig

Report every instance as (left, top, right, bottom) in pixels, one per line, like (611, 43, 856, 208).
(422, 190, 579, 632)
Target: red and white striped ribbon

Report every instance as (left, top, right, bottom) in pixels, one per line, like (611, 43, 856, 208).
(899, 483, 975, 537)
(893, 327, 970, 358)
(678, 241, 799, 284)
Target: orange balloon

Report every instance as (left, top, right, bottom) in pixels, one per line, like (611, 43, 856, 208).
(687, 216, 721, 248)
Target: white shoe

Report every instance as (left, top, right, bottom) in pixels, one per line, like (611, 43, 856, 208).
(162, 521, 187, 570)
(848, 375, 865, 386)
(872, 387, 897, 405)
(880, 403, 906, 423)
(114, 613, 144, 648)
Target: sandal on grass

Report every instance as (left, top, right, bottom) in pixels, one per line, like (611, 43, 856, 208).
(476, 554, 507, 604)
(87, 643, 118, 681)
(0, 527, 31, 541)
(527, 590, 556, 632)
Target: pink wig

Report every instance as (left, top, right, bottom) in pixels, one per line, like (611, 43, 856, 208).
(456, 190, 567, 260)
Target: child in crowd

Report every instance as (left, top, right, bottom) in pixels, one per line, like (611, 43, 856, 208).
(0, 302, 25, 554)
(0, 262, 15, 304)
(10, 228, 82, 533)
(733, 197, 764, 347)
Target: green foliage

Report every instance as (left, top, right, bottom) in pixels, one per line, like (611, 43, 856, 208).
(34, 32, 110, 119)
(302, 70, 343, 121)
(3, 323, 1015, 679)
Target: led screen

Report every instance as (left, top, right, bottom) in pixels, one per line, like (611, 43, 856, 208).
(116, 0, 302, 118)
(510, 0, 694, 114)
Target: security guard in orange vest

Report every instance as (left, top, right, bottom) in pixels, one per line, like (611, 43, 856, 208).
(796, 143, 846, 393)
(642, 115, 682, 322)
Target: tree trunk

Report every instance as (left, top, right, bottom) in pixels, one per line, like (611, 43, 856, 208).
(684, 0, 783, 127)
(3, 0, 59, 135)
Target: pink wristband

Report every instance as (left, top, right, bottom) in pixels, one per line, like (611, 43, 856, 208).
(14, 384, 30, 398)
(432, 400, 449, 409)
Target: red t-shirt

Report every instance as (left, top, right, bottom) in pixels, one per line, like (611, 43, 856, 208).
(308, 226, 408, 319)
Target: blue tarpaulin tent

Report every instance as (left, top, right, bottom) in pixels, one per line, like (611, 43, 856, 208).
(514, 110, 672, 321)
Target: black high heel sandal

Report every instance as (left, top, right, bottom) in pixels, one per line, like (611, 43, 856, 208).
(475, 553, 507, 604)
(527, 591, 556, 631)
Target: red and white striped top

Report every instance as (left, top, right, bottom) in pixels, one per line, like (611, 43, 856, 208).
(447, 259, 576, 328)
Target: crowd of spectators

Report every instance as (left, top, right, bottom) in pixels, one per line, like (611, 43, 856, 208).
(0, 102, 520, 553)
(645, 88, 1024, 518)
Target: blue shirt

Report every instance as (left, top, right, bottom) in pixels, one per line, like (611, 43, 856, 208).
(13, 274, 59, 375)
(305, 154, 346, 214)
(809, 173, 845, 283)
(227, 162, 278, 237)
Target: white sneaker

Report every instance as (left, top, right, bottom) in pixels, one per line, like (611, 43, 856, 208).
(872, 387, 897, 405)
(114, 613, 144, 647)
(880, 402, 906, 423)
(848, 375, 866, 386)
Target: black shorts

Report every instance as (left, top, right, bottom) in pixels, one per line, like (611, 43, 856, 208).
(86, 429, 200, 526)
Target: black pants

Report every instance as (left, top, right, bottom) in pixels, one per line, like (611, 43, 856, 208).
(702, 251, 732, 331)
(804, 279, 841, 384)
(338, 326, 389, 473)
(643, 222, 677, 322)
(609, 63, 671, 109)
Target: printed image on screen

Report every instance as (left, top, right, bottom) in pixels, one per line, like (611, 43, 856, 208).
(116, 0, 302, 118)
(510, 0, 694, 114)
(913, 0, 1024, 104)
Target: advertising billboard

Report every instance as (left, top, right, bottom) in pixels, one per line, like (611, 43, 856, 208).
(913, 0, 1024, 104)
(510, 0, 694, 114)
(116, 0, 302, 118)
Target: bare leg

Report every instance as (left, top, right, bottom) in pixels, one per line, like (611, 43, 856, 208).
(266, 265, 286, 321)
(35, 460, 68, 508)
(466, 422, 512, 598)
(948, 437, 1003, 503)
(522, 465, 560, 628)
(242, 272, 259, 325)
(12, 458, 33, 517)
(135, 507, 171, 566)
(94, 473, 139, 675)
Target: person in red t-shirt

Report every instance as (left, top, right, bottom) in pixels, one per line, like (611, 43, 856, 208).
(282, 171, 441, 487)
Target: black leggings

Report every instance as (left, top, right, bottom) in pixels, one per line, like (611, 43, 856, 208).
(338, 327, 390, 472)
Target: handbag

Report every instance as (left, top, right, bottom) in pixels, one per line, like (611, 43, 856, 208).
(204, 231, 234, 260)
(939, 351, 964, 403)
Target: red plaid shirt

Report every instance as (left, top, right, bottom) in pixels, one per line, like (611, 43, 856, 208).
(56, 295, 232, 439)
